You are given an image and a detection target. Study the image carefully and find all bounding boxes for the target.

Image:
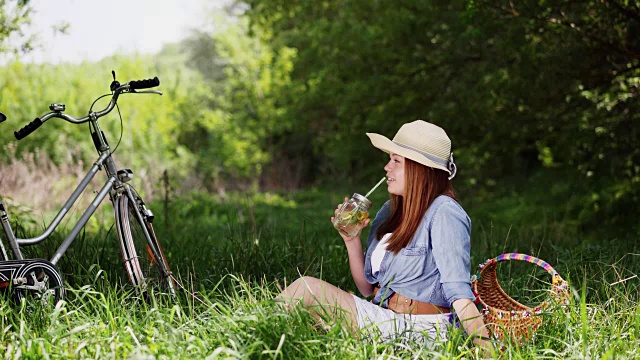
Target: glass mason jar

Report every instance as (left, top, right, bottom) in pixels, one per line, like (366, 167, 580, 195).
(333, 193, 373, 238)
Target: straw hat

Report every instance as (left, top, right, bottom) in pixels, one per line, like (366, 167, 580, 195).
(366, 120, 457, 179)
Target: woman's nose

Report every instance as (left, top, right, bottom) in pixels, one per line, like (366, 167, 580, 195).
(384, 162, 391, 172)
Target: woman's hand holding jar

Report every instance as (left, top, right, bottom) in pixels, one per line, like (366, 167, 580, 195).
(331, 194, 372, 242)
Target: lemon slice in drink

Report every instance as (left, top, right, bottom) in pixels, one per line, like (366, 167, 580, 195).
(357, 211, 369, 222)
(340, 212, 353, 221)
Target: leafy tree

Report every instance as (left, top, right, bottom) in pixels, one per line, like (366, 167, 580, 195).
(242, 1, 507, 186)
(467, 0, 640, 226)
(177, 15, 297, 190)
(241, 0, 640, 228)
(0, 0, 33, 55)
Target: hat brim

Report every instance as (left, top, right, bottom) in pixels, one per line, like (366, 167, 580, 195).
(366, 133, 451, 174)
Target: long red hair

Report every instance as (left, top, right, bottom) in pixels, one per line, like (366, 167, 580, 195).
(376, 158, 457, 254)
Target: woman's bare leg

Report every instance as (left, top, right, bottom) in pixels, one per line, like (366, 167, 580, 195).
(277, 276, 358, 332)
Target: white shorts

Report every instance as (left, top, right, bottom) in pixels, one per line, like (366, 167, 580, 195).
(352, 295, 452, 344)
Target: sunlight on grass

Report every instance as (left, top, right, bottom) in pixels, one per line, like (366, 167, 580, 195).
(0, 190, 639, 358)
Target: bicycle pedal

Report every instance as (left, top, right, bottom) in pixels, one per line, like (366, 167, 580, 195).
(117, 169, 134, 183)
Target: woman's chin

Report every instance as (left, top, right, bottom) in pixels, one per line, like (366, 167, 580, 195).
(387, 185, 402, 196)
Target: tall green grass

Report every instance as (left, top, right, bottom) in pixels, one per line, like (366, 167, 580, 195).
(1, 189, 639, 358)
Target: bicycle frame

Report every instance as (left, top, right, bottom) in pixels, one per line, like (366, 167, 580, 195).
(0, 75, 177, 302)
(0, 116, 159, 268)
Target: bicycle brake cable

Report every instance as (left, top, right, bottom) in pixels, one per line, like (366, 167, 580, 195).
(111, 103, 124, 154)
(88, 93, 114, 153)
(89, 94, 111, 113)
(86, 93, 125, 155)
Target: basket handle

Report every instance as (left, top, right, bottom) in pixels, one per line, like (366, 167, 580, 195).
(487, 253, 567, 291)
(493, 253, 557, 275)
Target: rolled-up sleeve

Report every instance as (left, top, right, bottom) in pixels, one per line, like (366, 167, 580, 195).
(430, 202, 476, 305)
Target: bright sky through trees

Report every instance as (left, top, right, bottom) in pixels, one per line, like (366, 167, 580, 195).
(5, 0, 224, 64)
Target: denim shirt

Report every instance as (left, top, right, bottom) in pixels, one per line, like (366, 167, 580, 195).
(364, 195, 476, 308)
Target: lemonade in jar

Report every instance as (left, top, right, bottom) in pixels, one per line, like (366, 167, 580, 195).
(333, 193, 372, 237)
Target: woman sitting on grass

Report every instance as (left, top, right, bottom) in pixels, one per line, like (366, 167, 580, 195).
(278, 120, 491, 351)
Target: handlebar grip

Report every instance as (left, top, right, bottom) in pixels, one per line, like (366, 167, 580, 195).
(14, 117, 43, 140)
(129, 77, 160, 90)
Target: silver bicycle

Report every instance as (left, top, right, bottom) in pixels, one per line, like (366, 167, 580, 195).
(0, 72, 176, 303)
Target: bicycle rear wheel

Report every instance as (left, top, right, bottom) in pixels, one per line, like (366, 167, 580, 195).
(115, 189, 176, 298)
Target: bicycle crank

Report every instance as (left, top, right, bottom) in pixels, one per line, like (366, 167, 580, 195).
(0, 259, 65, 305)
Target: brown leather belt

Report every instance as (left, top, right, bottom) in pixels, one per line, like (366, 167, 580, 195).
(373, 287, 451, 315)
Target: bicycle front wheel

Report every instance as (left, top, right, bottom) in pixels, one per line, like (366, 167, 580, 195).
(115, 189, 176, 298)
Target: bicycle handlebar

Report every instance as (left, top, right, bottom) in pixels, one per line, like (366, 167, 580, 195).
(14, 118, 43, 140)
(129, 77, 160, 90)
(14, 76, 161, 140)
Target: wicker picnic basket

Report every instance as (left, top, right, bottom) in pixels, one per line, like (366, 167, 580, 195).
(471, 253, 570, 341)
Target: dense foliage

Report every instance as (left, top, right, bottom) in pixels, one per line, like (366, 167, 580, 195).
(2, 1, 639, 232)
(239, 0, 640, 230)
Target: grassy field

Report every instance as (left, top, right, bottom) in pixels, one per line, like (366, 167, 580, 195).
(1, 188, 639, 358)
